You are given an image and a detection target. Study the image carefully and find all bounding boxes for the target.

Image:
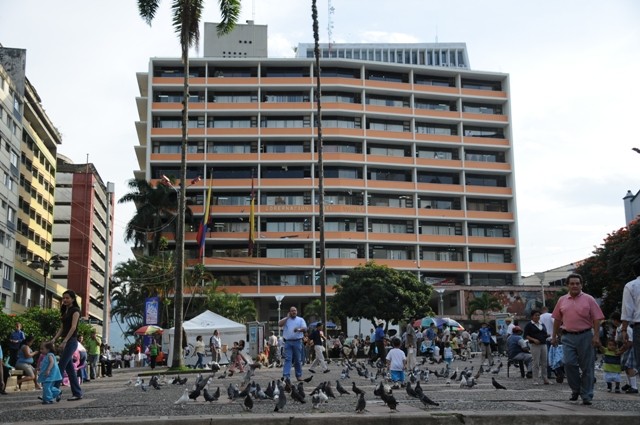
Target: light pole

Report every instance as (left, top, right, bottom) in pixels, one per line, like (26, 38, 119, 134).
(435, 288, 445, 316)
(29, 255, 64, 309)
(275, 295, 285, 336)
(534, 272, 546, 307)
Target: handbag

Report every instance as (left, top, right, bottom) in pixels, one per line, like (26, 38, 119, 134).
(548, 345, 564, 370)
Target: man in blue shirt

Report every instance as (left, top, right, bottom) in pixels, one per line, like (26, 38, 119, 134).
(478, 322, 493, 366)
(278, 306, 307, 381)
(373, 321, 386, 365)
(9, 322, 26, 367)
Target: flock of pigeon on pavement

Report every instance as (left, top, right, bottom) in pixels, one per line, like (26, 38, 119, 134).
(125, 357, 511, 413)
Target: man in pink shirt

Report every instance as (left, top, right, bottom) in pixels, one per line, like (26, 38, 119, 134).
(551, 273, 604, 405)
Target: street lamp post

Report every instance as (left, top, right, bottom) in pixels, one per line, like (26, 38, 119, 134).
(534, 272, 546, 307)
(435, 288, 445, 316)
(275, 295, 285, 336)
(29, 255, 64, 309)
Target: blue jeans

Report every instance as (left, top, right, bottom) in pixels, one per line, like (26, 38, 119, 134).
(42, 381, 61, 402)
(195, 352, 204, 369)
(561, 331, 595, 401)
(55, 337, 82, 398)
(282, 339, 303, 379)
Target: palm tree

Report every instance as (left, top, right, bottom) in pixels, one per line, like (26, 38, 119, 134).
(118, 179, 181, 254)
(467, 292, 502, 322)
(137, 0, 241, 368)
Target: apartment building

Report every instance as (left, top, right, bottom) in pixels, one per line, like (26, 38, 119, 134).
(134, 24, 522, 322)
(53, 155, 114, 327)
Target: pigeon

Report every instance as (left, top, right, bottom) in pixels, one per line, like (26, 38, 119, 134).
(302, 376, 313, 383)
(256, 383, 269, 400)
(178, 376, 188, 385)
(274, 391, 287, 412)
(492, 377, 507, 390)
(355, 392, 366, 413)
(174, 388, 190, 408)
(406, 382, 419, 398)
(386, 393, 398, 411)
(459, 375, 467, 388)
(189, 387, 201, 401)
(291, 385, 306, 404)
(323, 381, 336, 399)
(125, 378, 133, 386)
(140, 383, 148, 392)
(311, 389, 328, 408)
(265, 381, 275, 399)
(336, 380, 350, 396)
(414, 381, 424, 396)
(203, 388, 218, 402)
(227, 383, 239, 400)
(419, 392, 439, 407)
(449, 368, 458, 381)
(297, 382, 306, 400)
(243, 394, 253, 411)
(135, 377, 144, 387)
(352, 382, 365, 396)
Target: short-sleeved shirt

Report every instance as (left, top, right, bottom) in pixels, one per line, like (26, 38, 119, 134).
(310, 329, 324, 345)
(282, 316, 307, 340)
(552, 291, 604, 332)
(61, 306, 81, 340)
(386, 347, 406, 371)
(478, 327, 492, 344)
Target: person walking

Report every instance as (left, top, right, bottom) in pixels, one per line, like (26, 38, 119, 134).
(278, 306, 307, 381)
(524, 310, 550, 385)
(209, 330, 221, 364)
(8, 322, 26, 367)
(49, 289, 83, 401)
(85, 330, 101, 381)
(148, 339, 159, 370)
(37, 341, 62, 404)
(308, 322, 329, 374)
(478, 322, 493, 366)
(551, 273, 604, 405)
(539, 306, 555, 380)
(192, 335, 205, 369)
(404, 318, 417, 371)
(620, 259, 640, 392)
(372, 321, 386, 366)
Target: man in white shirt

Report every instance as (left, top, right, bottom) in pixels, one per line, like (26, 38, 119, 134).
(620, 260, 640, 394)
(539, 306, 555, 379)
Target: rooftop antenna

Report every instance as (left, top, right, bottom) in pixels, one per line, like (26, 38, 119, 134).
(252, 0, 255, 21)
(328, 0, 335, 52)
(435, 24, 439, 43)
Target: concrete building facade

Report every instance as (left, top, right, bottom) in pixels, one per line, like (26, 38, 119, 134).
(134, 25, 521, 323)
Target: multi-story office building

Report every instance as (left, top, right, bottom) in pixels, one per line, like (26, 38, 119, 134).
(134, 23, 522, 322)
(0, 50, 23, 312)
(53, 155, 114, 328)
(0, 47, 64, 313)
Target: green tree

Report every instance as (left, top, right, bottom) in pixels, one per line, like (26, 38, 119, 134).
(467, 292, 502, 321)
(137, 0, 241, 369)
(577, 219, 640, 316)
(329, 262, 432, 328)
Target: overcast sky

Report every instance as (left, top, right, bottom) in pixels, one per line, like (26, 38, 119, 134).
(1, 0, 639, 279)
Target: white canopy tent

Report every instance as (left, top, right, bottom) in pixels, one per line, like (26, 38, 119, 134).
(165, 310, 246, 367)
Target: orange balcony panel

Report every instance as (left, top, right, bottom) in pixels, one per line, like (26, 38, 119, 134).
(186, 153, 205, 161)
(463, 136, 510, 146)
(260, 178, 314, 188)
(367, 155, 414, 165)
(464, 161, 511, 171)
(368, 232, 417, 242)
(212, 206, 250, 215)
(376, 259, 420, 269)
(207, 128, 259, 136)
(418, 235, 465, 244)
(190, 78, 206, 85)
(420, 260, 468, 270)
(415, 158, 462, 168)
(206, 77, 259, 85)
(260, 153, 313, 162)
(465, 186, 512, 196)
(190, 205, 205, 215)
(367, 180, 414, 190)
(261, 128, 313, 136)
(364, 80, 410, 91)
(326, 231, 365, 241)
(206, 231, 246, 240)
(210, 178, 251, 188)
(461, 112, 508, 122)
(321, 128, 365, 138)
(326, 258, 367, 268)
(325, 204, 366, 214)
(261, 103, 312, 110)
(324, 153, 365, 162)
(461, 89, 507, 99)
(207, 153, 259, 162)
(415, 133, 461, 143)
(413, 85, 459, 95)
(465, 211, 514, 221)
(151, 128, 181, 136)
(261, 77, 312, 85)
(414, 109, 460, 119)
(189, 102, 206, 111)
(152, 102, 182, 110)
(196, 257, 314, 267)
(260, 231, 310, 240)
(416, 183, 463, 193)
(325, 178, 365, 188)
(467, 236, 515, 246)
(152, 77, 183, 85)
(260, 204, 316, 214)
(365, 105, 412, 115)
(367, 206, 415, 216)
(366, 130, 413, 140)
(417, 209, 465, 218)
(150, 153, 180, 161)
(320, 102, 364, 112)
(207, 102, 258, 110)
(315, 77, 363, 87)
(469, 262, 517, 271)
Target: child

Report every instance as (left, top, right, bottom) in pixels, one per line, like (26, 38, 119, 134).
(37, 342, 62, 404)
(443, 342, 453, 367)
(600, 339, 622, 393)
(386, 337, 406, 389)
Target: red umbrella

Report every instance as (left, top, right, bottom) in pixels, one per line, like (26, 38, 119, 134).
(134, 325, 163, 335)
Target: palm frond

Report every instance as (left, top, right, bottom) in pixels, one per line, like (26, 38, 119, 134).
(138, 0, 161, 25)
(217, 0, 241, 35)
